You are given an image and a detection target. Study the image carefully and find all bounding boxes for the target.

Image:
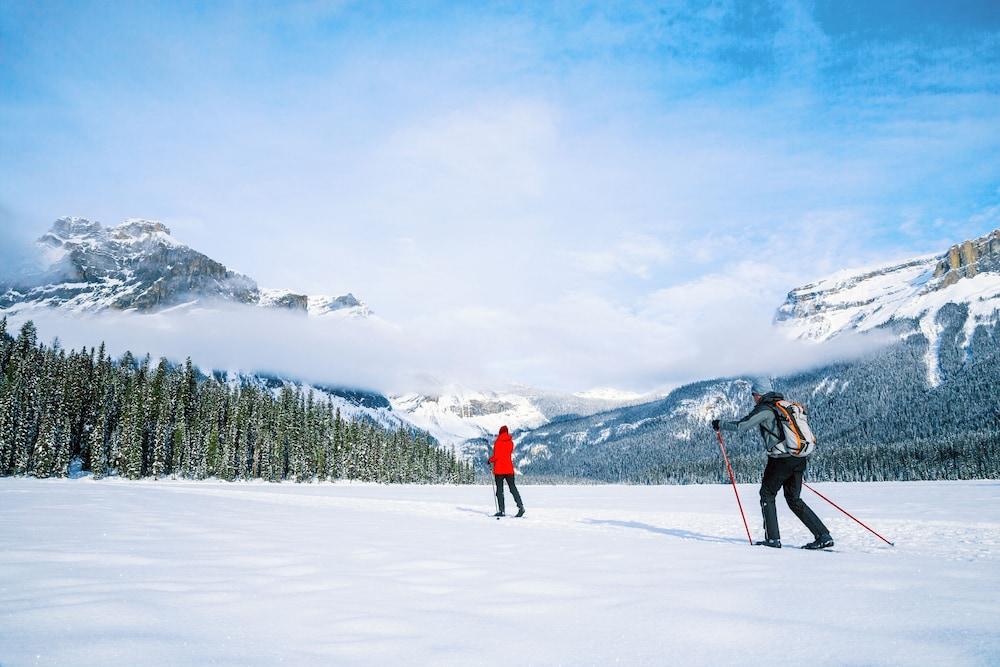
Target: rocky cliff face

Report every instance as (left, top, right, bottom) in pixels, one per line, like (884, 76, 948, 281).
(932, 228, 1000, 287)
(0, 217, 369, 318)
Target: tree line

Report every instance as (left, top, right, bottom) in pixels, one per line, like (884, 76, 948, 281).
(0, 318, 473, 484)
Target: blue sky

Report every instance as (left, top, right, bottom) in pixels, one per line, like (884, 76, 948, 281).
(2, 1, 999, 391)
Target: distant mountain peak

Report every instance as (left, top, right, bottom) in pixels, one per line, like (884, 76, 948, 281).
(1, 217, 369, 319)
(48, 216, 104, 239)
(113, 218, 172, 239)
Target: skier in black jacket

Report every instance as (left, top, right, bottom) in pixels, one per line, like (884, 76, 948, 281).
(712, 378, 834, 550)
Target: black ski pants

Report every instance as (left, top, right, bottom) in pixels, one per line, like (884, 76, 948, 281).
(760, 456, 829, 541)
(494, 474, 523, 513)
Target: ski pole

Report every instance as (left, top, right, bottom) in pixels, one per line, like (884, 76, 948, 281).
(489, 462, 500, 520)
(803, 482, 894, 547)
(714, 429, 753, 545)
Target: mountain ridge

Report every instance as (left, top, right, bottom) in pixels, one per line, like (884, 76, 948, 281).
(1, 217, 370, 319)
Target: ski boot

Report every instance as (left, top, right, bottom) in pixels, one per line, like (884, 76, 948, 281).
(493, 511, 505, 518)
(754, 538, 782, 549)
(515, 508, 525, 518)
(802, 535, 834, 550)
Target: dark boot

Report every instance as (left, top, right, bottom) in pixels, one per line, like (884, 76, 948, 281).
(493, 511, 505, 518)
(802, 534, 834, 550)
(515, 508, 525, 518)
(755, 538, 782, 548)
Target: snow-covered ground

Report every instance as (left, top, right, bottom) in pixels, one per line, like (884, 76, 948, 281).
(2, 479, 998, 666)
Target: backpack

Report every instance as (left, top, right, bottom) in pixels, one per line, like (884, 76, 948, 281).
(766, 400, 817, 457)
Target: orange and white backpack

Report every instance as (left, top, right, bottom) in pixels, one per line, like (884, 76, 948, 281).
(766, 399, 817, 457)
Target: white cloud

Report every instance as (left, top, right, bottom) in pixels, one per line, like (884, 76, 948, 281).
(1, 1, 996, 397)
(569, 234, 673, 279)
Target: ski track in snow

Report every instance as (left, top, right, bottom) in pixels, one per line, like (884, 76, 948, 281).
(1, 479, 999, 666)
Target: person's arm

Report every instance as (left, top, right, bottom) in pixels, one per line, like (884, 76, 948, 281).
(488, 437, 497, 464)
(718, 407, 772, 434)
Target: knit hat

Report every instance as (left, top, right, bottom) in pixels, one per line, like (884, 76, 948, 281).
(750, 377, 773, 395)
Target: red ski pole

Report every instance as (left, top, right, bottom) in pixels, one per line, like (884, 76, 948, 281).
(714, 430, 753, 545)
(803, 482, 894, 547)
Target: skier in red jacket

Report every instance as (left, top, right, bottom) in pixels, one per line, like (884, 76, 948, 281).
(489, 425, 524, 517)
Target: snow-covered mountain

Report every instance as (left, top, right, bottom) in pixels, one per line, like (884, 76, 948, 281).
(390, 385, 656, 449)
(0, 217, 369, 318)
(776, 228, 1000, 341)
(509, 226, 1000, 481)
(775, 227, 1000, 386)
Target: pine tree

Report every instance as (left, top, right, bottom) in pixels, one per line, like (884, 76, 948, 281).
(170, 416, 188, 478)
(15, 320, 37, 357)
(13, 340, 49, 476)
(203, 426, 219, 479)
(89, 399, 109, 479)
(32, 405, 59, 478)
(0, 315, 11, 378)
(54, 416, 72, 477)
(0, 392, 15, 474)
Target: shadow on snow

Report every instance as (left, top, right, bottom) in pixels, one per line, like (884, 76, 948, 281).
(582, 519, 745, 545)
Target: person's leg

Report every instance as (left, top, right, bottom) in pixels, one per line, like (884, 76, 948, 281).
(505, 475, 524, 510)
(494, 474, 505, 514)
(760, 458, 788, 541)
(782, 458, 830, 538)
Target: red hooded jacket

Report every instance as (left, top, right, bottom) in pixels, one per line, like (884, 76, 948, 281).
(489, 426, 515, 475)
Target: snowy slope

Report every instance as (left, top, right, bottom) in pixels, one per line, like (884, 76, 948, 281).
(0, 217, 369, 318)
(218, 371, 411, 433)
(390, 385, 655, 449)
(775, 227, 1000, 386)
(2, 478, 998, 666)
(776, 228, 1000, 341)
(390, 389, 549, 447)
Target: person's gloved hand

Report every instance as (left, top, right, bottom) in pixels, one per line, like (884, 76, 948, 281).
(711, 419, 721, 431)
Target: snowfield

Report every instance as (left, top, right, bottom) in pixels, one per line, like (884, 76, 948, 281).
(1, 479, 999, 666)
